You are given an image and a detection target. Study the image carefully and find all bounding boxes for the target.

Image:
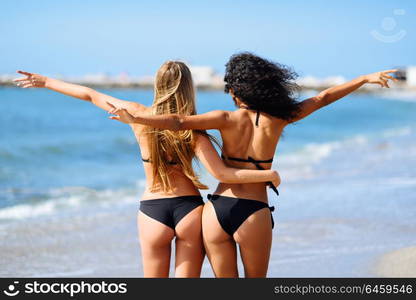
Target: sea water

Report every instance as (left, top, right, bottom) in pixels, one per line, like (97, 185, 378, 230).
(1, 87, 415, 277)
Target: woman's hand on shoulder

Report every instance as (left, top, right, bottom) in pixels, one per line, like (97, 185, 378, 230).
(107, 102, 136, 124)
(107, 102, 148, 124)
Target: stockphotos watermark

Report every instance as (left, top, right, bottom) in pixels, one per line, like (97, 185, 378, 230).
(2, 280, 127, 297)
(370, 8, 407, 43)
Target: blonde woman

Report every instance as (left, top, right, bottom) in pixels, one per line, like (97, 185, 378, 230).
(107, 53, 397, 278)
(13, 61, 280, 278)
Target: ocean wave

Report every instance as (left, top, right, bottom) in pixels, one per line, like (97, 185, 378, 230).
(0, 201, 57, 220)
(382, 126, 412, 138)
(276, 124, 416, 181)
(277, 135, 368, 180)
(0, 185, 142, 221)
(0, 137, 137, 160)
(2, 125, 413, 220)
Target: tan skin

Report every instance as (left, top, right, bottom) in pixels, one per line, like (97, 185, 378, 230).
(105, 69, 397, 277)
(13, 71, 280, 278)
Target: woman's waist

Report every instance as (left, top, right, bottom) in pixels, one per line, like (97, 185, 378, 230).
(214, 182, 269, 203)
(141, 189, 201, 201)
(141, 177, 201, 200)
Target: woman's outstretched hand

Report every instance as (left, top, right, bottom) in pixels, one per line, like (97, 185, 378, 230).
(362, 70, 398, 88)
(107, 102, 136, 124)
(13, 71, 47, 88)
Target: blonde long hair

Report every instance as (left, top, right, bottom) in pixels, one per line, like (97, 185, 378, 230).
(147, 61, 210, 192)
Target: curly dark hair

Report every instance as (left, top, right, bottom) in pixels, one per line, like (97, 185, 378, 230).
(224, 52, 301, 121)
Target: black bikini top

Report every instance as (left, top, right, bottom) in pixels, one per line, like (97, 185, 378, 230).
(221, 107, 279, 196)
(142, 158, 178, 165)
(221, 154, 279, 196)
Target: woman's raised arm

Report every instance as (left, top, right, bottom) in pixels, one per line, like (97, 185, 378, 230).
(13, 71, 146, 114)
(194, 134, 280, 186)
(290, 70, 398, 123)
(107, 102, 231, 131)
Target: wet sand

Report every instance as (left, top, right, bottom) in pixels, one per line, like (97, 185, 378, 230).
(0, 204, 143, 277)
(374, 246, 416, 277)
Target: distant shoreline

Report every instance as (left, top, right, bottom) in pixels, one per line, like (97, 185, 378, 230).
(2, 81, 416, 95)
(0, 81, 223, 91)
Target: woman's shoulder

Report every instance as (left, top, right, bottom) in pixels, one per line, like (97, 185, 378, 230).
(128, 105, 152, 132)
(127, 102, 151, 114)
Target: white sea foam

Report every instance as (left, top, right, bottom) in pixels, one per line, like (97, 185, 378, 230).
(0, 201, 56, 220)
(382, 126, 412, 138)
(0, 186, 142, 220)
(276, 123, 416, 182)
(276, 135, 368, 180)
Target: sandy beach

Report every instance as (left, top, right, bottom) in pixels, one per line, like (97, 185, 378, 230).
(374, 246, 416, 277)
(0, 203, 142, 277)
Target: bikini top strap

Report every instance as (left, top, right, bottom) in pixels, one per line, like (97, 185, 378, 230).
(220, 154, 278, 196)
(246, 156, 274, 169)
(255, 109, 260, 127)
(221, 154, 273, 164)
(142, 157, 177, 165)
(221, 154, 250, 163)
(241, 106, 260, 127)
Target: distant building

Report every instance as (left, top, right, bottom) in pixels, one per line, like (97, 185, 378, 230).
(296, 75, 346, 89)
(406, 66, 416, 87)
(189, 66, 224, 88)
(189, 66, 215, 86)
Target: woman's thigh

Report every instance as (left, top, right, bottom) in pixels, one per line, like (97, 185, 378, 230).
(174, 205, 205, 277)
(233, 208, 273, 278)
(138, 211, 175, 278)
(202, 201, 238, 277)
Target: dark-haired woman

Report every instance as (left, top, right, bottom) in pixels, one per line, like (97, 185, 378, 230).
(108, 53, 397, 277)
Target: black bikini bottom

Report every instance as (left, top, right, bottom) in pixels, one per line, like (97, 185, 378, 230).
(208, 194, 275, 236)
(140, 195, 204, 229)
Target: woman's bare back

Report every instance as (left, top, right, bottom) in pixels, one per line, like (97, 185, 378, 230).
(215, 109, 286, 202)
(130, 108, 200, 200)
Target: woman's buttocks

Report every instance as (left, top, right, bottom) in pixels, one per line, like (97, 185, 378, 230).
(214, 182, 269, 203)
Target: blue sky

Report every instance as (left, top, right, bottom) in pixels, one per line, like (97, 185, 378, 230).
(1, 0, 415, 78)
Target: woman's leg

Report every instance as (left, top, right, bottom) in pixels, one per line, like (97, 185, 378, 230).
(138, 211, 175, 278)
(202, 201, 238, 277)
(234, 208, 273, 278)
(174, 205, 205, 277)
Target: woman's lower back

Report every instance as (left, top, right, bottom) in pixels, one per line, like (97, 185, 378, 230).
(214, 182, 269, 203)
(141, 169, 201, 200)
